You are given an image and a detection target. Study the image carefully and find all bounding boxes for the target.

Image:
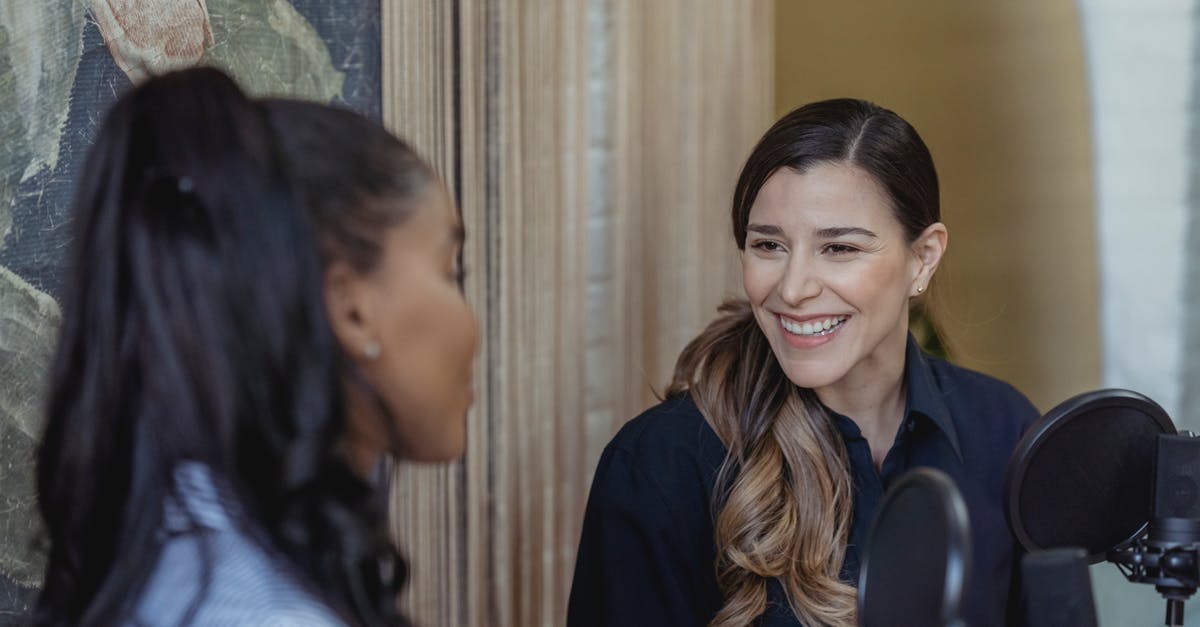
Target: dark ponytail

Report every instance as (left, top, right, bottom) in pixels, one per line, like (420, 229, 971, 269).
(36, 68, 406, 626)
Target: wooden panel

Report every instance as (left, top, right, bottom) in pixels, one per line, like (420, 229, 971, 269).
(383, 2, 773, 624)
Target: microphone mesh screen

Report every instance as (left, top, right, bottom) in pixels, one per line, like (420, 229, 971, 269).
(1154, 435, 1200, 520)
(1018, 404, 1164, 556)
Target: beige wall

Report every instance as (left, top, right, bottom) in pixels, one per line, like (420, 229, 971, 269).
(776, 2, 1100, 410)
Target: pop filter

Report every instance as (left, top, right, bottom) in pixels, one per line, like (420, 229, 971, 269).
(858, 467, 971, 627)
(1005, 389, 1176, 563)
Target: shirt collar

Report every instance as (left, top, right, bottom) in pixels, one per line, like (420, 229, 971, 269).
(903, 333, 963, 461)
(163, 461, 238, 533)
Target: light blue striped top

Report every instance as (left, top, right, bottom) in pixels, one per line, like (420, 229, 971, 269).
(131, 463, 344, 626)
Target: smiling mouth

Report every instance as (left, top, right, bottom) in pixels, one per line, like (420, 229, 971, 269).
(779, 314, 849, 337)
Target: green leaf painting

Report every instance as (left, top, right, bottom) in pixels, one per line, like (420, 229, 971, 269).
(0, 266, 61, 587)
(0, 0, 87, 242)
(204, 0, 344, 102)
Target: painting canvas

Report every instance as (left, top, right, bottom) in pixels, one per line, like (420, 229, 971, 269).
(0, 1, 381, 621)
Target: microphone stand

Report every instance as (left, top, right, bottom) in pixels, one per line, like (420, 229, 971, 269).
(1107, 430, 1200, 626)
(1109, 518, 1200, 626)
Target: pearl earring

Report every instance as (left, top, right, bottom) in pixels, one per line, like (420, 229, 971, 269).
(364, 341, 381, 360)
(917, 286, 925, 294)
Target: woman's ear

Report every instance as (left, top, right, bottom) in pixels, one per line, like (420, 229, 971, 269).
(910, 222, 948, 296)
(324, 261, 377, 363)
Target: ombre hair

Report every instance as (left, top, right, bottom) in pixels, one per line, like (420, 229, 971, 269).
(666, 98, 940, 626)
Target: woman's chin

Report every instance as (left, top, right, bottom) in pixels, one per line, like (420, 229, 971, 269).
(778, 360, 847, 391)
(400, 419, 468, 463)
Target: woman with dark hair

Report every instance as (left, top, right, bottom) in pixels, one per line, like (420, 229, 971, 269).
(260, 98, 475, 468)
(35, 67, 475, 626)
(568, 99, 1037, 626)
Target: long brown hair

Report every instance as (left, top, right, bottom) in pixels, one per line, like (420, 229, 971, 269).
(666, 98, 940, 626)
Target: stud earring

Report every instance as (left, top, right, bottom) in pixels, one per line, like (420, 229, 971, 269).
(916, 286, 925, 294)
(364, 341, 381, 360)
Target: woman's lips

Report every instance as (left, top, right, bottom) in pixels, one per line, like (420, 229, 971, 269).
(777, 313, 849, 348)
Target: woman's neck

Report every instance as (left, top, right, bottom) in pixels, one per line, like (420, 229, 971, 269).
(342, 382, 387, 480)
(815, 335, 908, 470)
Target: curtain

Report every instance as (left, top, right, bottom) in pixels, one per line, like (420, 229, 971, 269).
(381, 2, 775, 625)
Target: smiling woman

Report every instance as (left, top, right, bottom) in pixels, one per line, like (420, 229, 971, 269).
(742, 162, 947, 466)
(567, 99, 1038, 627)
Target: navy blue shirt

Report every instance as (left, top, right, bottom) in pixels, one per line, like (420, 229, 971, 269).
(567, 335, 1038, 626)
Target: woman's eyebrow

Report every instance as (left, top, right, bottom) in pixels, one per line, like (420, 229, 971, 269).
(814, 226, 877, 239)
(745, 223, 783, 236)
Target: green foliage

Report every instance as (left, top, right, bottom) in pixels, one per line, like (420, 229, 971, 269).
(0, 0, 86, 242)
(0, 267, 61, 586)
(910, 300, 948, 360)
(202, 0, 344, 102)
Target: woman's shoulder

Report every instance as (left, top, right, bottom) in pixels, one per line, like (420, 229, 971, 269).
(134, 524, 343, 626)
(591, 392, 728, 511)
(923, 351, 1040, 429)
(606, 392, 726, 463)
(133, 464, 343, 626)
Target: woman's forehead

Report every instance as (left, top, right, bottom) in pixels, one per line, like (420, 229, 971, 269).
(748, 164, 896, 231)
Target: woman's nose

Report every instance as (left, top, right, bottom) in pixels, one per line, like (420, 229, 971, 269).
(777, 256, 822, 306)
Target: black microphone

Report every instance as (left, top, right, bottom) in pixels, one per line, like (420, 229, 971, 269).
(1004, 389, 1188, 625)
(1153, 433, 1200, 527)
(1109, 433, 1200, 625)
(1021, 547, 1098, 627)
(1005, 389, 1175, 561)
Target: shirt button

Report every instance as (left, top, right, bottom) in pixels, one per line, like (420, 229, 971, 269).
(907, 420, 916, 433)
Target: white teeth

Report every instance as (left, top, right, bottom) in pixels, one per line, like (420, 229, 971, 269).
(780, 315, 847, 336)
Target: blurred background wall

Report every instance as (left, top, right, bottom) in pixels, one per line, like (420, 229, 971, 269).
(1079, 0, 1198, 435)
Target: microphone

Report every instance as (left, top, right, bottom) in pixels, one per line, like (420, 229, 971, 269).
(1002, 388, 1200, 626)
(1108, 433, 1200, 625)
(858, 467, 971, 627)
(1021, 547, 1098, 627)
(1004, 389, 1175, 561)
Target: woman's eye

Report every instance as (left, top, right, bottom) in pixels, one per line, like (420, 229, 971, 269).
(750, 240, 784, 253)
(823, 243, 859, 255)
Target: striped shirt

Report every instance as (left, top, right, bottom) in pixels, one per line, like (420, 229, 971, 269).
(131, 463, 344, 626)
